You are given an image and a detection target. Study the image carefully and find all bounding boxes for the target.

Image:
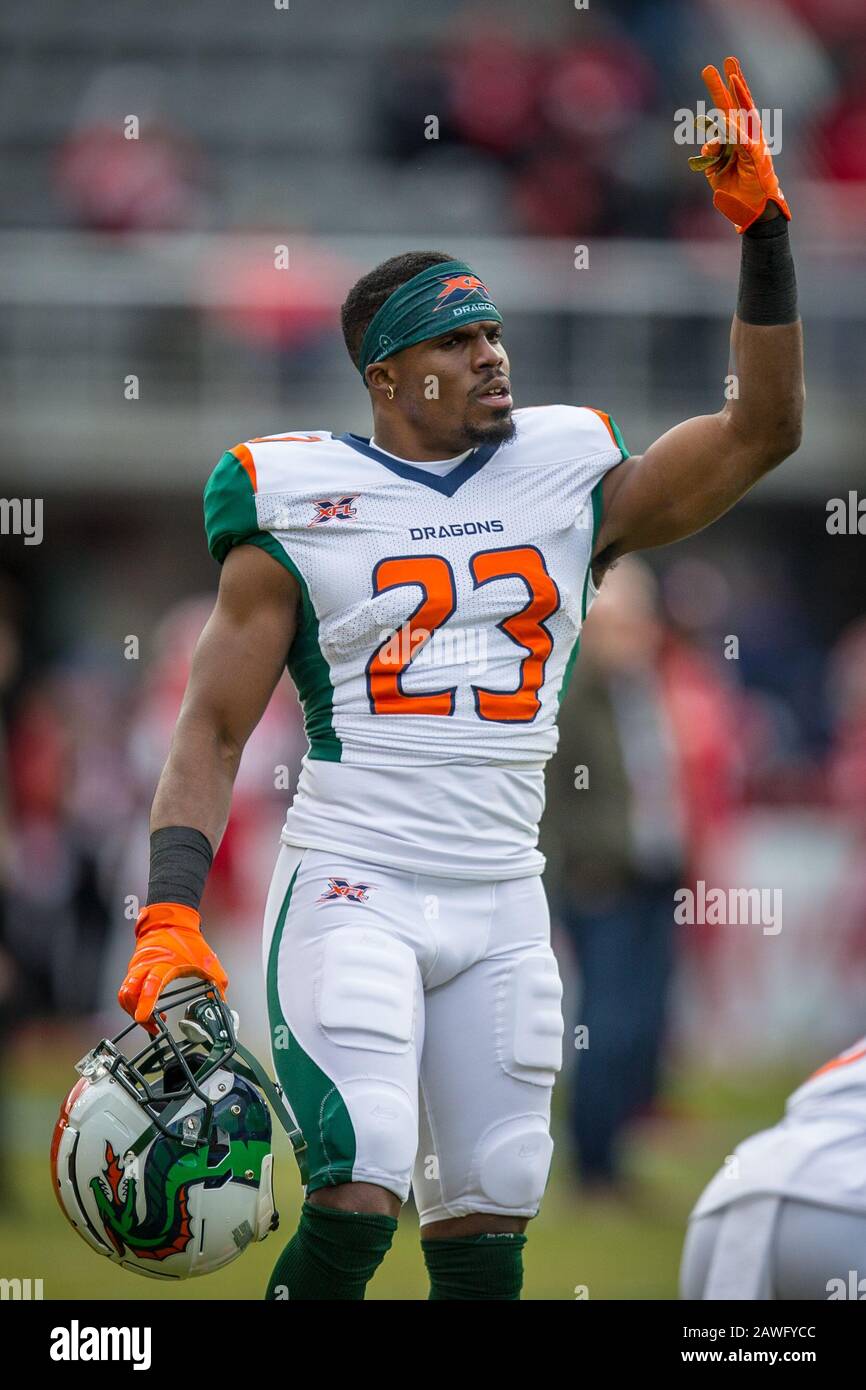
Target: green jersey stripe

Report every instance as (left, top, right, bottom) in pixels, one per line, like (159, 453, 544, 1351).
(204, 451, 342, 762)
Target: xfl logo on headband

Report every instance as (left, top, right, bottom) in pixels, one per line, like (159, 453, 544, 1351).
(434, 273, 493, 311)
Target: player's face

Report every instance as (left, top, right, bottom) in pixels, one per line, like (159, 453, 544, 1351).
(394, 320, 515, 454)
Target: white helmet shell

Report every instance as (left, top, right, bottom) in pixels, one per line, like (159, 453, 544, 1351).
(51, 985, 278, 1280)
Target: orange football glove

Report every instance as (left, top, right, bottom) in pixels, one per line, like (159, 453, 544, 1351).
(118, 902, 229, 1030)
(689, 56, 791, 232)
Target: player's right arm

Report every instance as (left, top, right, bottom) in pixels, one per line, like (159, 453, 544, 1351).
(119, 544, 300, 1025)
(151, 543, 299, 844)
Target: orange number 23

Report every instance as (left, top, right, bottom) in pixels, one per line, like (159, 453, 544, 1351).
(366, 546, 559, 723)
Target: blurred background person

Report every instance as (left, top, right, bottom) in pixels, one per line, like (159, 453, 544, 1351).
(53, 64, 208, 234)
(543, 557, 741, 1196)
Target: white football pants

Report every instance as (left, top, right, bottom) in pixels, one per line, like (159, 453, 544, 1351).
(261, 844, 564, 1227)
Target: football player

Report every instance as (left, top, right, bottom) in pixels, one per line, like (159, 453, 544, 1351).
(681, 1038, 866, 1299)
(119, 58, 804, 1299)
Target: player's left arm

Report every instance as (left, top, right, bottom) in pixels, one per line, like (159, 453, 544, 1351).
(594, 266, 803, 565)
(593, 56, 804, 570)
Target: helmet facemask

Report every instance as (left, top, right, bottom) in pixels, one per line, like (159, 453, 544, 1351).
(75, 981, 239, 1150)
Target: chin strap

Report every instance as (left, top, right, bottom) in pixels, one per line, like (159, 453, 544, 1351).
(233, 1041, 309, 1184)
(178, 997, 308, 1170)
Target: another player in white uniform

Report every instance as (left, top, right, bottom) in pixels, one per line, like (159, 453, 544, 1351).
(118, 64, 803, 1297)
(681, 1039, 866, 1300)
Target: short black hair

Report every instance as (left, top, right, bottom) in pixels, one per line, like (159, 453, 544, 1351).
(340, 249, 455, 370)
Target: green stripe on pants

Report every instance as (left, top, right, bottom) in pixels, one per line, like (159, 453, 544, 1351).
(266, 859, 358, 1193)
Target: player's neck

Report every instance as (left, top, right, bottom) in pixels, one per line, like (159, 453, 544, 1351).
(370, 435, 471, 466)
(369, 418, 471, 463)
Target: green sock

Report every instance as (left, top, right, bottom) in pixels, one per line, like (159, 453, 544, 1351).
(265, 1199, 398, 1300)
(421, 1231, 528, 1300)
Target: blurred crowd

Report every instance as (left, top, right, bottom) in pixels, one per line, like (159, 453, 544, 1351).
(374, 0, 866, 240)
(12, 0, 859, 395)
(37, 0, 866, 246)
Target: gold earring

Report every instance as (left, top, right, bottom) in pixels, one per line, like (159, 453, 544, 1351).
(386, 384, 395, 400)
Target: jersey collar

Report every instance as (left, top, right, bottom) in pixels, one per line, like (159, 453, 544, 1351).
(336, 432, 501, 497)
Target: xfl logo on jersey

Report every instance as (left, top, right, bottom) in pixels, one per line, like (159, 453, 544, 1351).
(308, 496, 359, 526)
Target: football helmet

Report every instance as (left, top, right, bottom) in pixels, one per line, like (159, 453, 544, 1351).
(50, 980, 307, 1280)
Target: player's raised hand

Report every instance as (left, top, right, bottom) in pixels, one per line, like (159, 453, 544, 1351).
(689, 56, 791, 232)
(118, 902, 229, 1030)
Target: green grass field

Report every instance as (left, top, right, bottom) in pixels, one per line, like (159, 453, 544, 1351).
(0, 1025, 803, 1301)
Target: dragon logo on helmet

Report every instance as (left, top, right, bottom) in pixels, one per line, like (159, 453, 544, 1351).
(91, 1141, 194, 1263)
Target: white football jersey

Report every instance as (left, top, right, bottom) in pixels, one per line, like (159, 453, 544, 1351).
(204, 405, 627, 878)
(692, 1038, 866, 1218)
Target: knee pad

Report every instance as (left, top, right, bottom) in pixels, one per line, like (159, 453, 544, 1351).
(499, 951, 564, 1086)
(317, 926, 418, 1054)
(337, 1077, 418, 1195)
(476, 1115, 554, 1212)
